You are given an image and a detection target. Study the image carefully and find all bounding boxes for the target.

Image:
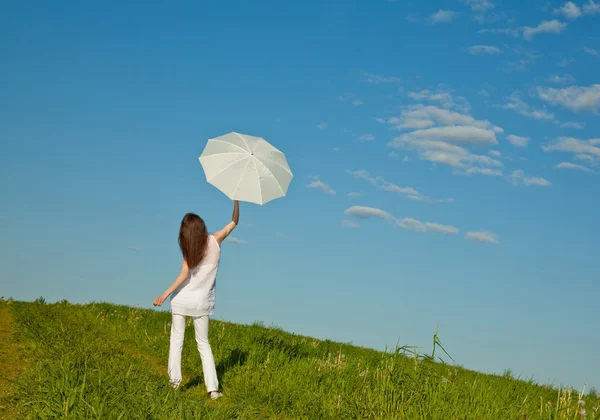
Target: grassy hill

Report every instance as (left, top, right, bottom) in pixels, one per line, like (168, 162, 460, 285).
(0, 298, 597, 419)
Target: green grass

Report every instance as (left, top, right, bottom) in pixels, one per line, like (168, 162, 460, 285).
(1, 297, 598, 419)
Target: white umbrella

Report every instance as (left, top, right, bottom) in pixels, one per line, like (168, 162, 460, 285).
(199, 132, 293, 205)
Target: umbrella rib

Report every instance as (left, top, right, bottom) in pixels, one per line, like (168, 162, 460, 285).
(254, 154, 293, 175)
(209, 139, 248, 153)
(231, 157, 252, 197)
(256, 159, 286, 197)
(253, 158, 263, 204)
(204, 155, 248, 182)
(233, 132, 251, 152)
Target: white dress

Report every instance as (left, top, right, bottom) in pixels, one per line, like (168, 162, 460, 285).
(170, 235, 221, 317)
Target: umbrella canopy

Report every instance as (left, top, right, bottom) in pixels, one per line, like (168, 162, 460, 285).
(199, 132, 293, 205)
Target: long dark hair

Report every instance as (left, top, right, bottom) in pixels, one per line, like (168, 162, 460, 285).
(178, 213, 209, 268)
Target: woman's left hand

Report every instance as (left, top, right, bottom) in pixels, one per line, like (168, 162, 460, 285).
(153, 294, 167, 306)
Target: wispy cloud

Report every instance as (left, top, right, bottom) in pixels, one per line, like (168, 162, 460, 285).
(465, 0, 495, 11)
(407, 87, 471, 112)
(316, 122, 328, 129)
(338, 92, 364, 106)
(555, 162, 596, 173)
(554, 1, 600, 19)
(332, 147, 341, 153)
(363, 72, 401, 85)
(554, 1, 582, 19)
(225, 236, 248, 245)
(346, 169, 454, 203)
(523, 20, 568, 40)
(358, 134, 375, 142)
(275, 232, 287, 238)
(465, 231, 499, 244)
(478, 27, 520, 37)
(430, 9, 458, 24)
(547, 74, 576, 84)
(386, 105, 504, 176)
(584, 46, 599, 56)
(344, 206, 395, 221)
(307, 178, 336, 195)
(509, 170, 552, 187)
(506, 134, 531, 148)
(128, 246, 140, 252)
(560, 121, 585, 129)
(537, 84, 600, 112)
(542, 137, 600, 164)
(559, 58, 576, 67)
(469, 45, 501, 55)
(500, 92, 554, 121)
(397, 218, 459, 234)
(342, 219, 360, 228)
(347, 192, 362, 197)
(478, 20, 567, 39)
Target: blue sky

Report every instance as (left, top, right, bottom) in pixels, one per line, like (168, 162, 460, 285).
(1, 0, 599, 391)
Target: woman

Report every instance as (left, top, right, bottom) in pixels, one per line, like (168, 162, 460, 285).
(153, 200, 239, 400)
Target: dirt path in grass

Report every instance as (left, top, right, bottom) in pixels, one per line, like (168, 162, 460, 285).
(0, 307, 25, 418)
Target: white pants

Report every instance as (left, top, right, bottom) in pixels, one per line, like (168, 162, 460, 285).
(168, 313, 219, 392)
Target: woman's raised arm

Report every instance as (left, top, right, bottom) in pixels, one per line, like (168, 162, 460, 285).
(213, 200, 239, 245)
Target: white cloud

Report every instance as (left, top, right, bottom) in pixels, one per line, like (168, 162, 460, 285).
(479, 20, 567, 39)
(407, 88, 471, 112)
(342, 219, 360, 228)
(542, 137, 600, 162)
(479, 89, 490, 97)
(509, 170, 552, 187)
(466, 0, 495, 11)
(559, 58, 576, 67)
(316, 122, 327, 129)
(332, 147, 341, 153)
(128, 246, 140, 252)
(338, 92, 364, 106)
(391, 105, 500, 133)
(346, 169, 454, 202)
(554, 0, 600, 18)
(344, 206, 395, 221)
(386, 104, 503, 176)
(307, 179, 336, 195)
(430, 9, 458, 23)
(506, 134, 531, 148)
(465, 167, 503, 176)
(555, 162, 596, 173)
(478, 27, 520, 37)
(358, 134, 375, 142)
(398, 126, 498, 148)
(469, 45, 501, 55)
(225, 236, 248, 245)
(547, 74, 576, 84)
(560, 121, 585, 129)
(488, 150, 502, 157)
(522, 20, 567, 40)
(501, 93, 554, 121)
(375, 117, 386, 124)
(554, 2, 582, 19)
(397, 218, 459, 234)
(537, 84, 600, 112)
(364, 72, 401, 84)
(584, 46, 599, 56)
(465, 231, 499, 244)
(583, 0, 600, 14)
(347, 192, 361, 197)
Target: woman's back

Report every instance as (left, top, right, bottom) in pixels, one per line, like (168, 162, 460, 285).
(170, 235, 221, 316)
